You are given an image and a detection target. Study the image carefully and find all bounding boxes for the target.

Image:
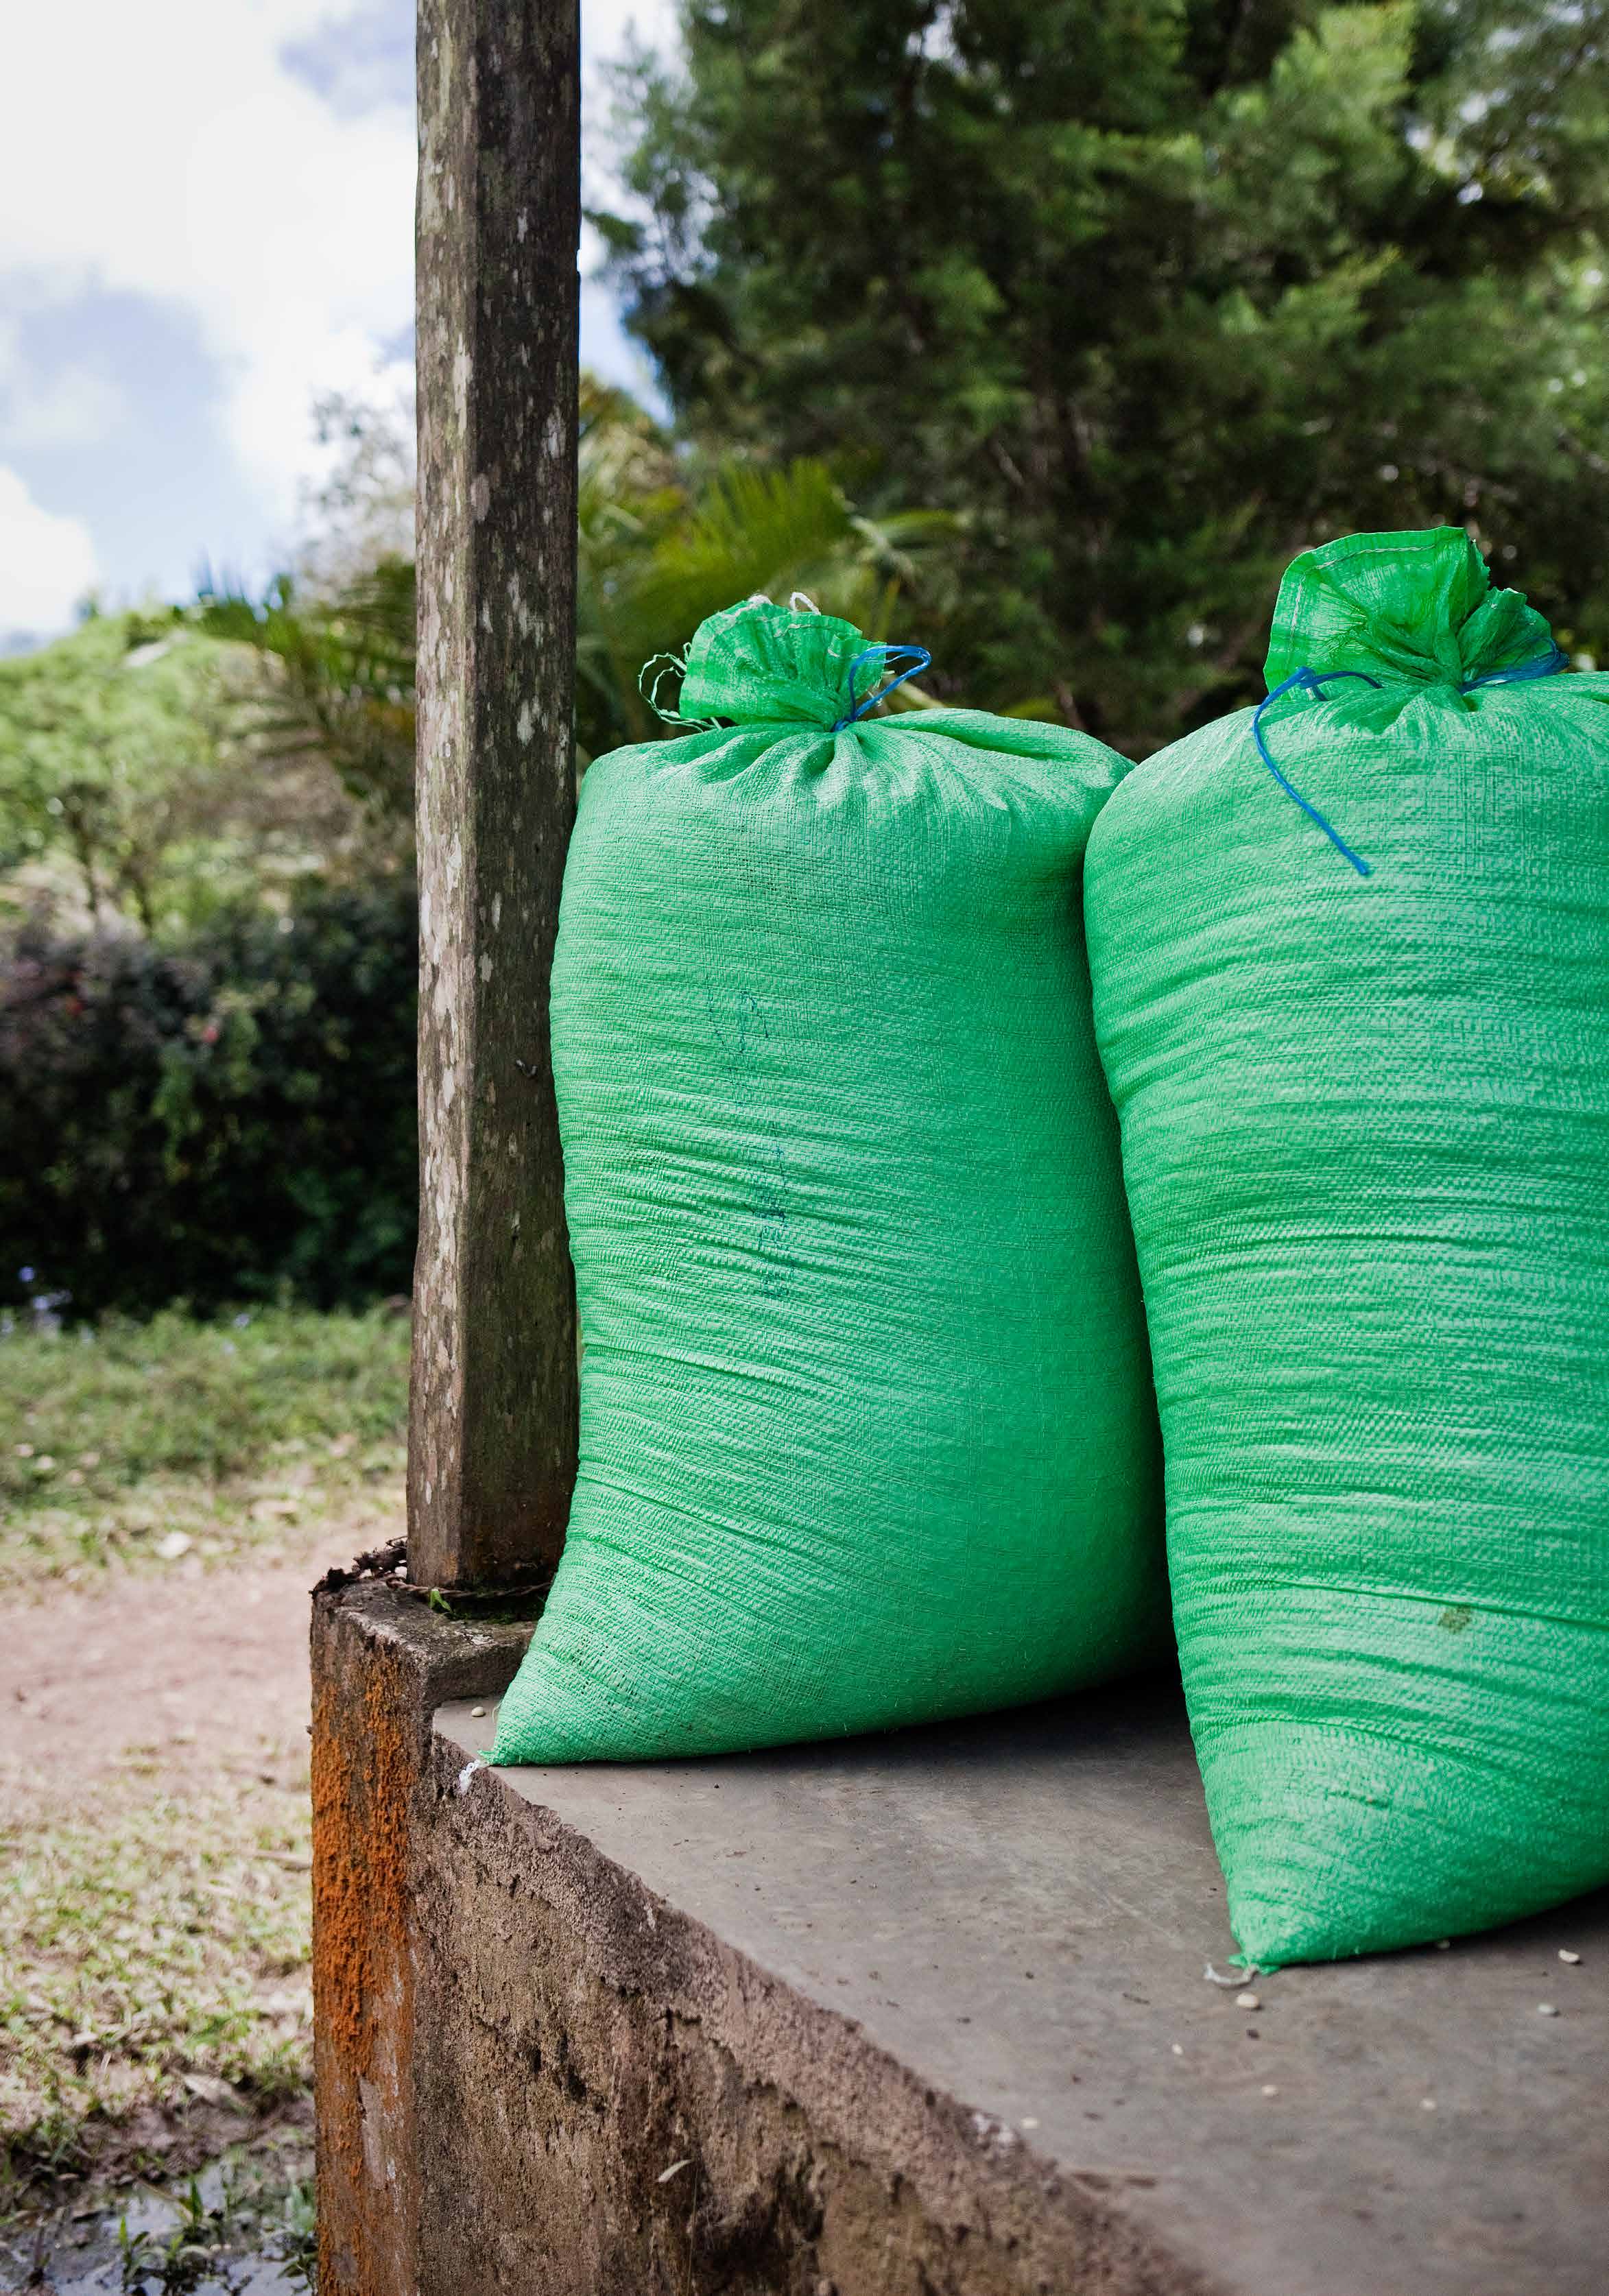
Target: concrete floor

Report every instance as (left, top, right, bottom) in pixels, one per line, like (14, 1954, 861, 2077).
(440, 1677, 1608, 2296)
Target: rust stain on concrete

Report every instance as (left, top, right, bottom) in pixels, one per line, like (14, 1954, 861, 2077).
(311, 1575, 534, 2296)
(311, 1622, 420, 2296)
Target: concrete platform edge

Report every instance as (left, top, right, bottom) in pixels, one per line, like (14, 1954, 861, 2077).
(311, 1579, 1220, 2296)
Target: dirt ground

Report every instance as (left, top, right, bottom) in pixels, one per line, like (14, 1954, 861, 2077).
(1, 1530, 357, 1796)
(0, 1522, 385, 2206)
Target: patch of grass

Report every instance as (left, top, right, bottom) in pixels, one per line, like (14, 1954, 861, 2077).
(272, 2171, 319, 2287)
(1, 2129, 316, 2291)
(0, 1304, 408, 1593)
(115, 2157, 317, 2294)
(0, 1760, 312, 2197)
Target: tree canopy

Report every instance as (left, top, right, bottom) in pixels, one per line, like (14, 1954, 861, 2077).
(196, 376, 960, 817)
(0, 605, 403, 935)
(601, 0, 1609, 751)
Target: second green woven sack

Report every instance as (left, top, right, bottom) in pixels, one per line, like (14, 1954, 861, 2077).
(1085, 528, 1609, 1967)
(491, 599, 1165, 1765)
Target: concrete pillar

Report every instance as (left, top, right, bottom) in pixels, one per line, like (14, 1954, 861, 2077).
(410, 0, 581, 1594)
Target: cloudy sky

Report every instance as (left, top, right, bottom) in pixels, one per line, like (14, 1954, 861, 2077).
(0, 0, 678, 641)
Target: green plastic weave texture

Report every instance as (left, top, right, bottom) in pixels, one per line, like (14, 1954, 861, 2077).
(1085, 527, 1609, 1966)
(492, 599, 1167, 1763)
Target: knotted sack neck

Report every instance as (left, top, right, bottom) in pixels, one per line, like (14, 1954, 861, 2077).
(1252, 529, 1570, 875)
(640, 598, 930, 733)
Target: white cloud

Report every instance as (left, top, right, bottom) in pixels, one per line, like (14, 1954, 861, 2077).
(584, 1, 681, 77)
(0, 466, 100, 631)
(584, 0, 682, 202)
(0, 2, 415, 518)
(0, 1, 680, 564)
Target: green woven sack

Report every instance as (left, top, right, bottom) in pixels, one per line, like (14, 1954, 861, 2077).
(491, 599, 1165, 1765)
(1084, 529, 1609, 1965)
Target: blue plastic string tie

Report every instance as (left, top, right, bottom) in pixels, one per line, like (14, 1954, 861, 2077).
(1251, 645, 1569, 879)
(833, 642, 932, 730)
(1250, 667, 1382, 877)
(1461, 643, 1569, 691)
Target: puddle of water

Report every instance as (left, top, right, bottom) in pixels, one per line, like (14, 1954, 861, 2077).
(1, 2133, 314, 2295)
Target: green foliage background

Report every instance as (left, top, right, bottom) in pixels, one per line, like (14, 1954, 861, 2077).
(0, 885, 417, 1317)
(1, 0, 1605, 1313)
(602, 0, 1609, 749)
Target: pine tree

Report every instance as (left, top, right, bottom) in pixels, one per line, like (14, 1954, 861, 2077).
(601, 0, 1609, 750)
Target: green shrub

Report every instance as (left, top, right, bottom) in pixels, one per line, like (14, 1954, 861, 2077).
(0, 881, 417, 1317)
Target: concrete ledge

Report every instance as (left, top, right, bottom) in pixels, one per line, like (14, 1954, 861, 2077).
(314, 1581, 1608, 2296)
(311, 1576, 532, 2295)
